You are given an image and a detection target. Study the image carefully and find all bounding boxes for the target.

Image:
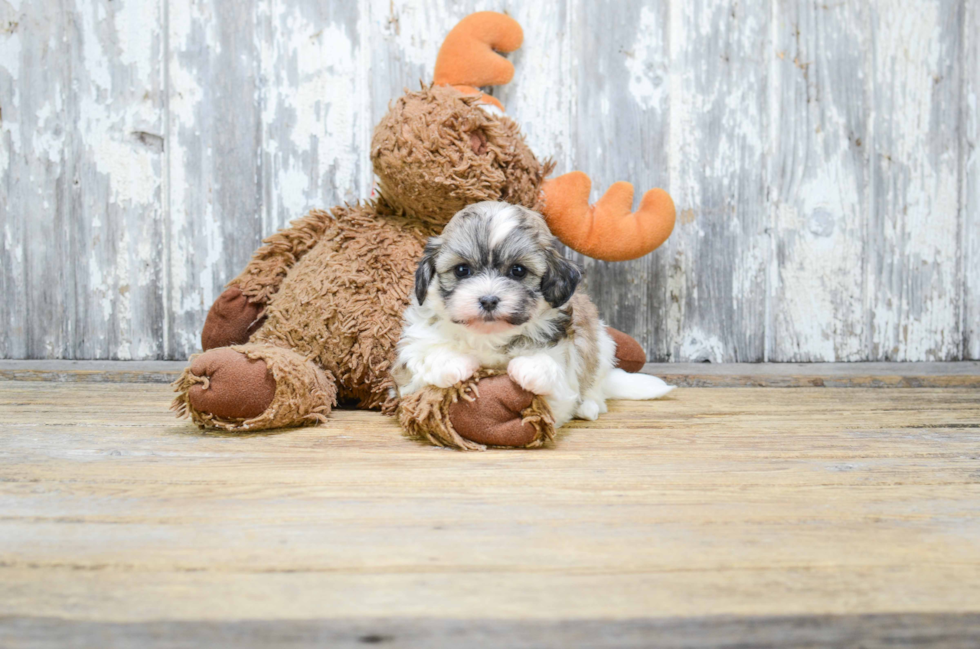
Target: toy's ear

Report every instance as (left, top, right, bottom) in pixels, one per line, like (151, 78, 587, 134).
(414, 238, 441, 305)
(540, 171, 676, 262)
(433, 12, 523, 111)
(541, 247, 581, 308)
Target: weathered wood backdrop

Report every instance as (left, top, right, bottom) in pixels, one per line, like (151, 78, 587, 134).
(0, 0, 976, 362)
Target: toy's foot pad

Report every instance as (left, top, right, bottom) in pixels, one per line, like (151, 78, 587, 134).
(607, 326, 646, 373)
(448, 374, 539, 447)
(187, 348, 276, 420)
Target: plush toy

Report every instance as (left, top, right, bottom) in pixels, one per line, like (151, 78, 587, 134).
(172, 12, 675, 450)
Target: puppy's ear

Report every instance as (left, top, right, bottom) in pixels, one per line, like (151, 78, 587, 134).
(414, 238, 440, 305)
(541, 247, 581, 308)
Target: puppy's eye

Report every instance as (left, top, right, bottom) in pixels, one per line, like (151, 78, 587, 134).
(509, 264, 527, 279)
(453, 264, 471, 278)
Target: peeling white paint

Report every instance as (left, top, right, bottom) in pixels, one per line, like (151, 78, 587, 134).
(767, 0, 870, 362)
(496, 1, 571, 167)
(679, 328, 726, 363)
(31, 100, 65, 166)
(77, 0, 161, 207)
(166, 0, 222, 349)
(66, 0, 166, 359)
(966, 2, 980, 360)
(78, 0, 112, 92)
(2, 222, 21, 264)
(626, 6, 667, 111)
(666, 0, 769, 362)
(0, 11, 21, 181)
(113, 0, 156, 84)
(261, 9, 359, 218)
(373, 1, 459, 68)
(870, 0, 961, 361)
(91, 135, 159, 206)
(112, 226, 134, 359)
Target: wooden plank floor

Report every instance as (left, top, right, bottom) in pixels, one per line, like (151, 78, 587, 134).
(3, 359, 980, 388)
(1, 381, 979, 647)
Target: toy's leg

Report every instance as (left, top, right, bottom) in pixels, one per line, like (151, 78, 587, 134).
(397, 372, 556, 451)
(172, 344, 337, 431)
(607, 327, 646, 373)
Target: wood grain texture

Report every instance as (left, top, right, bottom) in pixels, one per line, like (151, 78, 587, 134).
(0, 0, 73, 359)
(256, 0, 366, 238)
(74, 0, 167, 361)
(4, 613, 980, 648)
(644, 361, 980, 388)
(166, 0, 265, 358)
(3, 360, 978, 387)
(965, 1, 979, 360)
(0, 381, 978, 643)
(665, 0, 770, 362)
(0, 359, 187, 382)
(568, 0, 670, 361)
(0, 0, 977, 362)
(869, 0, 963, 361)
(769, 0, 870, 361)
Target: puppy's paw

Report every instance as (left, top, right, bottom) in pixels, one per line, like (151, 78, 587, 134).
(425, 355, 480, 388)
(507, 355, 563, 396)
(575, 399, 601, 421)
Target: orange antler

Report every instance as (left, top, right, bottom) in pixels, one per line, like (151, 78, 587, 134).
(433, 12, 523, 110)
(540, 172, 676, 262)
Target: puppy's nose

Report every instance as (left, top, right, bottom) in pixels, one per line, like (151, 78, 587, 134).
(479, 295, 500, 312)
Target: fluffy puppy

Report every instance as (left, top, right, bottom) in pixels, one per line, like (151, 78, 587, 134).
(394, 201, 673, 428)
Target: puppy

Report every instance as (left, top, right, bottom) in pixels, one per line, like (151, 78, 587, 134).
(394, 201, 674, 427)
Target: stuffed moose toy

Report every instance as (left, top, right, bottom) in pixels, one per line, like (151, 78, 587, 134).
(172, 12, 676, 450)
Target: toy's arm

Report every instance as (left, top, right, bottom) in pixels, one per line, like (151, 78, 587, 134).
(200, 209, 335, 350)
(539, 172, 676, 262)
(229, 209, 335, 304)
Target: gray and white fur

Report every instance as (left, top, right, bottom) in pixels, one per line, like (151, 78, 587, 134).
(394, 201, 674, 427)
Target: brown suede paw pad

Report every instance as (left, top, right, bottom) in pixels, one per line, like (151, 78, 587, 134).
(201, 287, 265, 351)
(185, 348, 276, 420)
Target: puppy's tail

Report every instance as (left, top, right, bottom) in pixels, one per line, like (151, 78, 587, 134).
(603, 368, 675, 400)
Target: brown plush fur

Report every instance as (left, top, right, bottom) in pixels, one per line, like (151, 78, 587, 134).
(173, 86, 557, 439)
(371, 86, 552, 227)
(247, 203, 427, 411)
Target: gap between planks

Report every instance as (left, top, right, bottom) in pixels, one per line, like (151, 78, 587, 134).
(0, 360, 978, 388)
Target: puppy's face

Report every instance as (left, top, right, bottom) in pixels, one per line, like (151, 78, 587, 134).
(415, 202, 581, 334)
